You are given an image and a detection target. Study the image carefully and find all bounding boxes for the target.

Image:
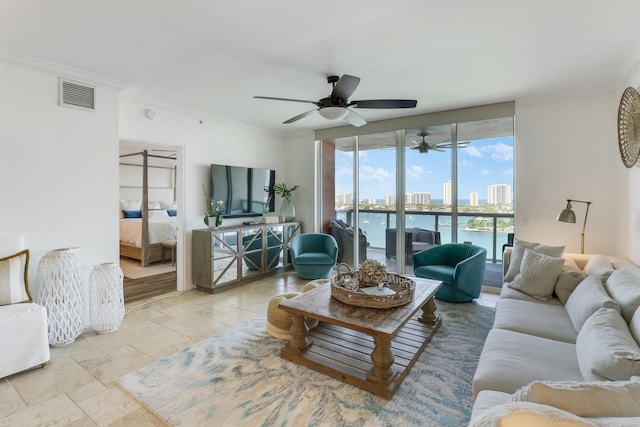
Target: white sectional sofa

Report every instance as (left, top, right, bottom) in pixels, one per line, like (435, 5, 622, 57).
(469, 240, 640, 426)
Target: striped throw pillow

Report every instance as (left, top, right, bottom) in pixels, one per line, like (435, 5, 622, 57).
(0, 249, 31, 305)
(508, 248, 564, 301)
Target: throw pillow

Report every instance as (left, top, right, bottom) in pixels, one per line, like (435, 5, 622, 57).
(507, 249, 564, 301)
(503, 238, 564, 282)
(583, 254, 614, 283)
(565, 275, 620, 332)
(468, 402, 593, 427)
(631, 308, 640, 345)
(0, 249, 31, 305)
(511, 379, 640, 417)
(159, 200, 177, 210)
(122, 210, 142, 218)
(149, 209, 170, 219)
(605, 269, 640, 323)
(576, 307, 640, 381)
(554, 258, 586, 304)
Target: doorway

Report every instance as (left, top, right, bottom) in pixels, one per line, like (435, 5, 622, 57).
(119, 140, 180, 302)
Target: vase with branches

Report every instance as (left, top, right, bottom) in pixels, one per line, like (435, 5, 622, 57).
(274, 183, 299, 221)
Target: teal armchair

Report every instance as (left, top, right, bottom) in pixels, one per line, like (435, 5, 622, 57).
(413, 243, 487, 303)
(290, 233, 338, 280)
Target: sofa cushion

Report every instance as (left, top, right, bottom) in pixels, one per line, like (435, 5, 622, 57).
(413, 265, 454, 283)
(503, 238, 564, 282)
(576, 307, 640, 381)
(493, 298, 578, 343)
(583, 254, 614, 283)
(565, 275, 620, 332)
(499, 285, 563, 305)
(470, 390, 511, 423)
(0, 249, 31, 306)
(468, 401, 593, 427)
(473, 328, 582, 396)
(507, 249, 564, 302)
(605, 269, 640, 323)
(632, 308, 640, 345)
(511, 379, 640, 418)
(554, 258, 586, 304)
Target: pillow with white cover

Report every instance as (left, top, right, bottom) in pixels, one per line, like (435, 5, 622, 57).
(0, 249, 31, 305)
(160, 200, 177, 210)
(583, 254, 614, 283)
(120, 200, 140, 211)
(511, 379, 640, 417)
(149, 209, 170, 219)
(576, 307, 640, 381)
(148, 201, 162, 210)
(631, 308, 640, 346)
(468, 401, 592, 427)
(504, 238, 564, 282)
(565, 275, 620, 332)
(605, 269, 640, 323)
(554, 257, 586, 304)
(507, 249, 564, 301)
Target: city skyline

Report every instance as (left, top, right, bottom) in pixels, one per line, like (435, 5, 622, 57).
(334, 135, 514, 201)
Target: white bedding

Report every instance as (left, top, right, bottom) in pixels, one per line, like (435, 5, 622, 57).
(119, 217, 178, 247)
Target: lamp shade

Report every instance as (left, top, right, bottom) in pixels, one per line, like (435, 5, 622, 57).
(318, 106, 349, 120)
(557, 208, 576, 223)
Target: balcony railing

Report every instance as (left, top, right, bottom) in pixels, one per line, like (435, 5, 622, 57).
(336, 208, 514, 263)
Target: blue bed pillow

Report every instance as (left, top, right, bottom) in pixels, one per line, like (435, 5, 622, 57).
(167, 209, 177, 217)
(122, 210, 142, 218)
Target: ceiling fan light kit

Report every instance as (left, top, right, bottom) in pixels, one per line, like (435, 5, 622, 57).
(254, 74, 417, 127)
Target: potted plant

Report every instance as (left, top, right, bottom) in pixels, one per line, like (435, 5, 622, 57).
(274, 183, 299, 221)
(202, 185, 224, 229)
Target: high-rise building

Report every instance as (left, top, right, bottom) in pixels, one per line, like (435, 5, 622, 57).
(335, 193, 353, 205)
(443, 181, 452, 205)
(470, 191, 479, 206)
(385, 194, 396, 206)
(487, 184, 512, 205)
(368, 197, 376, 205)
(412, 192, 431, 205)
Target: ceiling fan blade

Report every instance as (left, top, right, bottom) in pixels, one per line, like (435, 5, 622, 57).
(432, 148, 446, 152)
(343, 109, 367, 127)
(254, 96, 319, 106)
(283, 108, 317, 124)
(331, 75, 360, 101)
(349, 99, 417, 109)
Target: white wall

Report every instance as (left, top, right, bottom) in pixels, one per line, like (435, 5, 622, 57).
(284, 132, 317, 233)
(118, 98, 288, 289)
(514, 89, 620, 256)
(0, 59, 121, 319)
(620, 72, 640, 263)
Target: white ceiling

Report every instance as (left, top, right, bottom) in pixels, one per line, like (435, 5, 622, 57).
(2, 0, 640, 135)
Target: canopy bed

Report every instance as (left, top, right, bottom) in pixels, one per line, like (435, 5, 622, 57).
(119, 150, 177, 267)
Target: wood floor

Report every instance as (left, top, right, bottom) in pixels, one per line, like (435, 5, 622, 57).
(123, 271, 177, 303)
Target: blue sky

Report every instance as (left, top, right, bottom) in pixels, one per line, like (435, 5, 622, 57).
(335, 136, 514, 200)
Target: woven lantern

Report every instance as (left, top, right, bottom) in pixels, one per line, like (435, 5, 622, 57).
(89, 263, 124, 333)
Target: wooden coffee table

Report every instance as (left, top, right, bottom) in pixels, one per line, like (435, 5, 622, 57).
(278, 277, 442, 399)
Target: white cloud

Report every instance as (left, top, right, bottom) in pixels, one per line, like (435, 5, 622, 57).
(486, 143, 513, 161)
(459, 159, 473, 168)
(407, 165, 424, 180)
(465, 146, 483, 158)
(480, 169, 490, 175)
(359, 165, 392, 182)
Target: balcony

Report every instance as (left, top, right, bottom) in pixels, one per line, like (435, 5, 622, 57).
(334, 208, 513, 288)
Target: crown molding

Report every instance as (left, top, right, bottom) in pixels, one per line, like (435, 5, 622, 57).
(119, 94, 285, 139)
(0, 48, 127, 90)
(516, 86, 612, 107)
(615, 39, 640, 91)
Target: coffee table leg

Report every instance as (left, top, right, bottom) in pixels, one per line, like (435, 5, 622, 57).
(284, 314, 312, 354)
(367, 336, 395, 383)
(419, 296, 440, 325)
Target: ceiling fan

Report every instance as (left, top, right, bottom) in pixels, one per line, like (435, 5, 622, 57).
(409, 132, 470, 154)
(254, 74, 417, 127)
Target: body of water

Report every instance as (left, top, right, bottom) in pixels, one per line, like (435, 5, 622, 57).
(339, 211, 512, 258)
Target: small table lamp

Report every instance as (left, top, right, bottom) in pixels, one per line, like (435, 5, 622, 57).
(557, 199, 592, 254)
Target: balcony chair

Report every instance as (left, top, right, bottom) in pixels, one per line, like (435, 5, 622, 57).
(413, 243, 487, 303)
(385, 227, 441, 264)
(290, 233, 338, 280)
(328, 219, 368, 266)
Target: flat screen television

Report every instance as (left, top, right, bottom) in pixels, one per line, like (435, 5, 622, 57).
(210, 164, 276, 218)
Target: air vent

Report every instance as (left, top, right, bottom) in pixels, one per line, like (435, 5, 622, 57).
(58, 78, 96, 111)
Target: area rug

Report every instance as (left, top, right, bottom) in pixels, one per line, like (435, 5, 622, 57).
(118, 301, 494, 427)
(120, 257, 176, 279)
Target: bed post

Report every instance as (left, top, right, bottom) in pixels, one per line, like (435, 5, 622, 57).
(141, 150, 150, 267)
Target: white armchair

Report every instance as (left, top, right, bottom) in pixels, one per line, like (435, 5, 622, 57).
(0, 236, 50, 378)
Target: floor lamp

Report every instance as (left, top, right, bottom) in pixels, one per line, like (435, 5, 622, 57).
(556, 199, 592, 254)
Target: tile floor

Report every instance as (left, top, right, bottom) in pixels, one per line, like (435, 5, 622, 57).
(0, 272, 500, 427)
